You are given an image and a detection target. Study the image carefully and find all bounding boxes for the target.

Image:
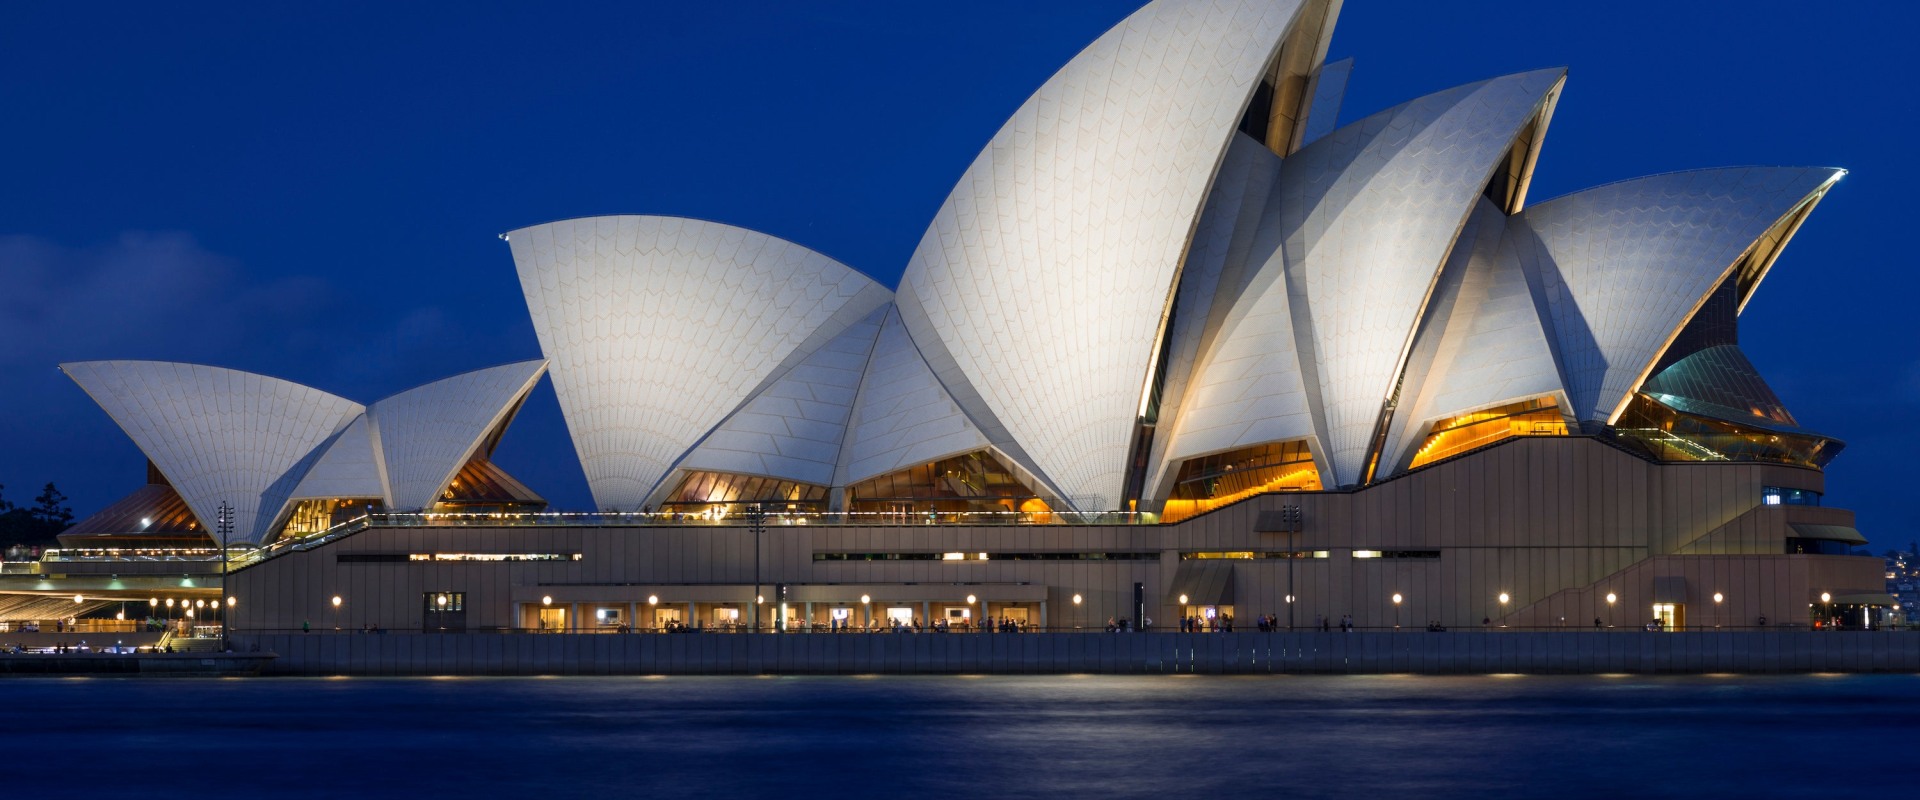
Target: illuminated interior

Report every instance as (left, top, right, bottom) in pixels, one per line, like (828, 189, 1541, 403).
(279, 497, 384, 540)
(1162, 440, 1320, 523)
(1409, 397, 1568, 469)
(1612, 393, 1840, 468)
(659, 471, 828, 515)
(435, 457, 547, 513)
(844, 450, 1048, 515)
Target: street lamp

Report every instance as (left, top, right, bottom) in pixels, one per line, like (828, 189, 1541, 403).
(1820, 592, 1832, 627)
(1713, 592, 1724, 629)
(331, 595, 342, 631)
(861, 594, 871, 629)
(1605, 592, 1617, 629)
(1392, 593, 1403, 630)
(1071, 593, 1083, 631)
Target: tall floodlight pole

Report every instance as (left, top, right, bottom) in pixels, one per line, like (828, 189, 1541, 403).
(1284, 504, 1301, 631)
(748, 503, 766, 633)
(217, 501, 234, 652)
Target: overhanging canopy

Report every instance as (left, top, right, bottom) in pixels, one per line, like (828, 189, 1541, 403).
(1166, 562, 1235, 606)
(1829, 593, 1899, 607)
(1789, 524, 1868, 546)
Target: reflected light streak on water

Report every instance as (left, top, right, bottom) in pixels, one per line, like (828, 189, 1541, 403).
(5, 674, 1917, 798)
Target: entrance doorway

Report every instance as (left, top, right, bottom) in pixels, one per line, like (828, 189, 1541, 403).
(653, 607, 683, 630)
(1651, 603, 1684, 631)
(538, 607, 567, 631)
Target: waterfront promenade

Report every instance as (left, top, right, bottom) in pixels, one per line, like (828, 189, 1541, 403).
(234, 630, 1920, 676)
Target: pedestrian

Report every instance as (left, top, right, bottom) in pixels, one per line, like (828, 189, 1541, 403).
(302, 619, 310, 634)
(1593, 617, 1602, 629)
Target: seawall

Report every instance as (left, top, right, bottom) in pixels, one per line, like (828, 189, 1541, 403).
(234, 631, 1920, 676)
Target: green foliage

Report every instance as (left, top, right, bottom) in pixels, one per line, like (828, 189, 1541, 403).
(0, 481, 73, 548)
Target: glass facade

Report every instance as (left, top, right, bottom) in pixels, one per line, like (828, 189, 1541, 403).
(1162, 440, 1321, 523)
(280, 497, 382, 540)
(1613, 394, 1840, 468)
(659, 471, 828, 516)
(844, 450, 1048, 515)
(1409, 397, 1567, 469)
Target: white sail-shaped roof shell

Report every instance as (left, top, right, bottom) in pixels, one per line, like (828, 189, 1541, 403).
(1375, 196, 1568, 474)
(664, 307, 885, 494)
(288, 415, 384, 502)
(838, 306, 993, 487)
(509, 215, 893, 511)
(60, 361, 363, 544)
(1275, 67, 1565, 487)
(893, 0, 1315, 511)
(1151, 136, 1318, 486)
(369, 359, 548, 510)
(1511, 167, 1844, 425)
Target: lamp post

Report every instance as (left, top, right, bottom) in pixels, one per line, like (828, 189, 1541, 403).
(1497, 592, 1510, 628)
(1392, 593, 1403, 630)
(1605, 592, 1617, 629)
(747, 502, 766, 634)
(1071, 593, 1082, 630)
(861, 594, 871, 630)
(331, 595, 342, 631)
(1820, 591, 1832, 628)
(225, 596, 236, 651)
(1281, 503, 1302, 631)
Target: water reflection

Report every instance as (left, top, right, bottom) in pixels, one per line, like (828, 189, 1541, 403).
(4, 674, 1916, 798)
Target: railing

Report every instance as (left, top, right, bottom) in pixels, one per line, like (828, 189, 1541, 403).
(232, 623, 1914, 635)
(226, 509, 1155, 572)
(40, 548, 227, 563)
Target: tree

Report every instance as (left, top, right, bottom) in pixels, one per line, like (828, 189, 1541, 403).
(0, 482, 11, 513)
(31, 483, 72, 531)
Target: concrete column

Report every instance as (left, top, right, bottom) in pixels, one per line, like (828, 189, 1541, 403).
(805, 602, 814, 631)
(1040, 601, 1048, 630)
(685, 602, 695, 630)
(922, 601, 931, 628)
(627, 602, 637, 632)
(570, 603, 580, 632)
(981, 601, 990, 629)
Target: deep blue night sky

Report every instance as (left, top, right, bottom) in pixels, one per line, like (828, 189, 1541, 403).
(2, 2, 1913, 542)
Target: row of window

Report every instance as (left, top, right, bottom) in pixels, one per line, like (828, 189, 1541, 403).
(813, 552, 1159, 562)
(1182, 550, 1441, 560)
(339, 553, 579, 563)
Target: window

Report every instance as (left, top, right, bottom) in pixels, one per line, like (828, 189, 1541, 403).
(1762, 487, 1821, 507)
(814, 551, 1158, 562)
(1164, 440, 1321, 523)
(1410, 397, 1566, 469)
(1353, 550, 1440, 560)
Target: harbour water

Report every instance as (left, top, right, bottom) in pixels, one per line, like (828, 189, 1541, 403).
(9, 674, 1915, 797)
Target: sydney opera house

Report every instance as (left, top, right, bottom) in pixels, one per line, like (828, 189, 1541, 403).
(41, 0, 1888, 636)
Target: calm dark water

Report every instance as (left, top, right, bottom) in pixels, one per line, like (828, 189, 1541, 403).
(7, 673, 1915, 798)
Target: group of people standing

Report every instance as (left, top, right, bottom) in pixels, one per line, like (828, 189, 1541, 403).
(1178, 614, 1236, 632)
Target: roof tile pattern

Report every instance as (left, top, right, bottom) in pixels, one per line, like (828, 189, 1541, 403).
(1274, 68, 1564, 486)
(61, 361, 363, 544)
(840, 306, 993, 486)
(509, 216, 892, 510)
(894, 0, 1310, 510)
(673, 307, 886, 490)
(288, 415, 384, 502)
(368, 359, 548, 510)
(1377, 196, 1565, 471)
(1511, 167, 1842, 424)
